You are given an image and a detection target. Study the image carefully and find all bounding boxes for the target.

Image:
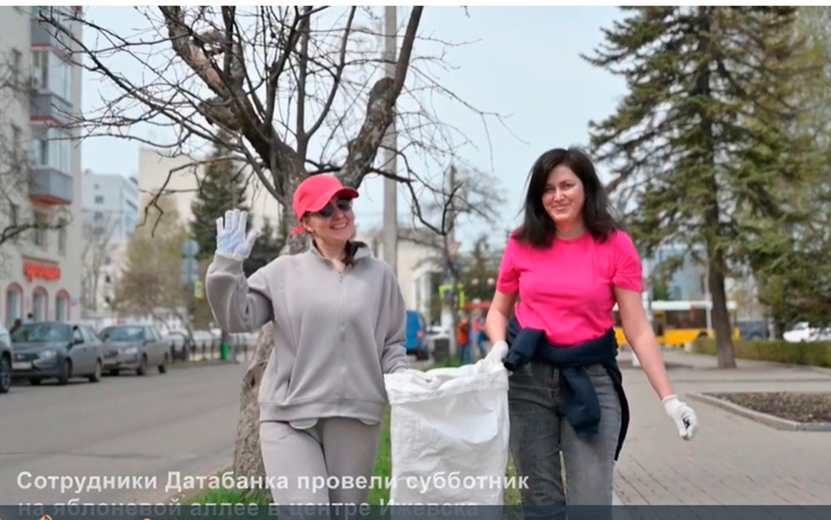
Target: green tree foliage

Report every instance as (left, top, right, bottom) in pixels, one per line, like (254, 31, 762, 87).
(585, 7, 818, 367)
(750, 7, 831, 331)
(190, 133, 252, 261)
(114, 198, 188, 320)
(244, 217, 288, 277)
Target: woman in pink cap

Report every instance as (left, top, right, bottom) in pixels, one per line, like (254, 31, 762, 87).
(205, 174, 425, 505)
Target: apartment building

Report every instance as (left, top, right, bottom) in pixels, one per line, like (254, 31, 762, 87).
(81, 170, 138, 313)
(82, 170, 139, 243)
(137, 146, 283, 235)
(0, 6, 84, 326)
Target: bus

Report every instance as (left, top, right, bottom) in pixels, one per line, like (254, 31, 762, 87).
(612, 299, 740, 348)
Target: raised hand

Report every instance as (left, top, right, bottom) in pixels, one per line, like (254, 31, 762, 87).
(215, 209, 259, 261)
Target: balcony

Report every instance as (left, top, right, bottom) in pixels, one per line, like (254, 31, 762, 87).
(30, 91, 73, 126)
(30, 167, 73, 205)
(31, 15, 72, 52)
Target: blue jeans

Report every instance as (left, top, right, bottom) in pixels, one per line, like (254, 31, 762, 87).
(458, 344, 472, 364)
(508, 360, 621, 514)
(476, 340, 488, 359)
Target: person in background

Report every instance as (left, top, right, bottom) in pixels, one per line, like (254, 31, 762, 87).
(485, 147, 698, 512)
(9, 318, 22, 335)
(472, 311, 488, 360)
(456, 313, 471, 364)
(205, 174, 428, 505)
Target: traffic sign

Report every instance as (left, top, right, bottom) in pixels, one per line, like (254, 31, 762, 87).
(182, 238, 200, 258)
(181, 256, 199, 284)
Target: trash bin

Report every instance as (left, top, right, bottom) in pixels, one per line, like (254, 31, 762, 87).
(221, 342, 230, 361)
(432, 337, 449, 363)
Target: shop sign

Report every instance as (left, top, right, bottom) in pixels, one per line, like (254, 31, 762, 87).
(23, 262, 61, 282)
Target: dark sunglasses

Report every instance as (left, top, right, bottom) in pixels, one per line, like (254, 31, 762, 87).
(312, 198, 353, 218)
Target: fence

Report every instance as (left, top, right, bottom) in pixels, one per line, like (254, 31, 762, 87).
(167, 332, 261, 365)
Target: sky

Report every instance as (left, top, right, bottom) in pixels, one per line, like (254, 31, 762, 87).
(79, 6, 630, 251)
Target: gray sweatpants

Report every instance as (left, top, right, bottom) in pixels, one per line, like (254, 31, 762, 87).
(259, 418, 382, 505)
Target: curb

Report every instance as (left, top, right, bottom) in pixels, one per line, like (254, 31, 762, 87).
(687, 392, 831, 432)
(169, 360, 240, 370)
(805, 365, 831, 376)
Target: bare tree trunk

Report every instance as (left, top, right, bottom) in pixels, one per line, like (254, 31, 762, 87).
(708, 254, 737, 369)
(232, 186, 305, 485)
(231, 322, 272, 483)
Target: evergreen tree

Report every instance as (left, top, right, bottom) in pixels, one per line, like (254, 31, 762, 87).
(584, 7, 817, 368)
(190, 134, 252, 261)
(750, 7, 831, 332)
(243, 217, 288, 277)
(460, 234, 501, 304)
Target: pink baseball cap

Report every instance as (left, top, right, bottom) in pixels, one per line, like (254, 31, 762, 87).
(292, 175, 359, 235)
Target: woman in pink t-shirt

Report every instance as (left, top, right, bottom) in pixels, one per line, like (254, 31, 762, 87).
(484, 147, 698, 509)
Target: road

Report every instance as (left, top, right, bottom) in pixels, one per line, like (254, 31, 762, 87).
(0, 362, 247, 506)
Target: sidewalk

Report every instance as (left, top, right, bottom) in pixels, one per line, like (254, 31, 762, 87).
(613, 349, 831, 505)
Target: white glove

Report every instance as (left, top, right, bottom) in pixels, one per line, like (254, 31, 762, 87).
(485, 340, 508, 364)
(216, 209, 259, 261)
(663, 395, 699, 441)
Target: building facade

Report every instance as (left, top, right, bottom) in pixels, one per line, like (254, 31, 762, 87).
(82, 170, 139, 243)
(646, 243, 709, 301)
(137, 146, 284, 234)
(0, 6, 84, 326)
(80, 170, 138, 315)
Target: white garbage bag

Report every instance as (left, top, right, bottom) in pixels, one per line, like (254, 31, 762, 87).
(383, 356, 510, 505)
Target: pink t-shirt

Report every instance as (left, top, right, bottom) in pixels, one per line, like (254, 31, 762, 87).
(496, 230, 643, 346)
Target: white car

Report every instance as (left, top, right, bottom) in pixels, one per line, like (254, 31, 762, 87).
(783, 322, 819, 343)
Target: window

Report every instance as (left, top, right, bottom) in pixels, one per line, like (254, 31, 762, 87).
(30, 126, 72, 174)
(31, 49, 71, 101)
(95, 195, 103, 204)
(10, 124, 21, 164)
(32, 212, 47, 249)
(33, 289, 48, 322)
(11, 48, 21, 86)
(664, 309, 708, 329)
(9, 204, 19, 243)
(33, 6, 75, 22)
(57, 217, 67, 254)
(55, 293, 68, 321)
(82, 326, 97, 343)
(5, 288, 21, 326)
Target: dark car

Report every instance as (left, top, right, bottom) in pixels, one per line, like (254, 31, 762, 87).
(99, 324, 169, 376)
(11, 322, 103, 385)
(0, 323, 11, 394)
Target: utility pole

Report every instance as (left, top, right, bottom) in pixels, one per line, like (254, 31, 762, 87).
(443, 165, 459, 358)
(382, 5, 398, 277)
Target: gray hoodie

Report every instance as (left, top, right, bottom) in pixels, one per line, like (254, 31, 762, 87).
(205, 242, 410, 425)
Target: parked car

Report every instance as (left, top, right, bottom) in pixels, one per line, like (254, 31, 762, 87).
(11, 322, 103, 385)
(405, 310, 429, 360)
(0, 323, 11, 394)
(99, 324, 169, 376)
(783, 322, 820, 343)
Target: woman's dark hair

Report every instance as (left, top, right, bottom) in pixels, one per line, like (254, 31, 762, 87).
(513, 146, 621, 248)
(343, 240, 361, 267)
(311, 238, 363, 268)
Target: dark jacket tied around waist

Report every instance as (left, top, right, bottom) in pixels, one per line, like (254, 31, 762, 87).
(504, 317, 630, 460)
